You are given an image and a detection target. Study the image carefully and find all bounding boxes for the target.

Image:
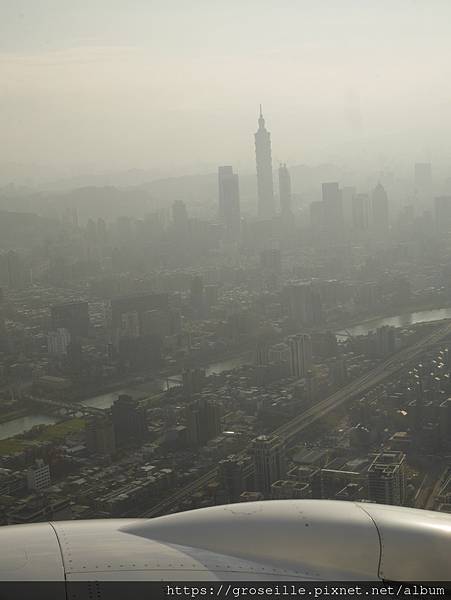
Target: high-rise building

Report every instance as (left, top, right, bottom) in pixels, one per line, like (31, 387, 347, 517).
(288, 334, 313, 378)
(341, 186, 356, 228)
(111, 394, 147, 447)
(51, 301, 90, 339)
(120, 311, 140, 339)
(352, 193, 370, 231)
(278, 163, 292, 216)
(26, 459, 51, 491)
(85, 415, 116, 456)
(186, 396, 222, 446)
(371, 183, 389, 232)
(271, 480, 310, 499)
(254, 106, 275, 219)
(218, 455, 251, 503)
(368, 451, 406, 506)
(218, 166, 241, 241)
(322, 182, 344, 235)
(110, 292, 169, 347)
(255, 341, 270, 366)
(376, 325, 396, 357)
(251, 434, 286, 497)
(182, 368, 206, 396)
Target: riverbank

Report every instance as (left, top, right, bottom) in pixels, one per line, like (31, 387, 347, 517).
(0, 407, 28, 425)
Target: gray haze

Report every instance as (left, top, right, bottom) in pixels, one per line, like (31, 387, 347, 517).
(2, 0, 451, 183)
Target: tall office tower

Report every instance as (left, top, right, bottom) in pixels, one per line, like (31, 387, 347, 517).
(254, 105, 275, 219)
(111, 292, 169, 340)
(51, 301, 90, 339)
(278, 163, 292, 216)
(322, 182, 344, 235)
(182, 368, 206, 396)
(414, 162, 432, 208)
(85, 415, 116, 456)
(218, 455, 250, 503)
(218, 166, 241, 241)
(255, 341, 270, 366)
(252, 434, 286, 497)
(376, 325, 396, 357)
(288, 333, 313, 378)
(352, 193, 370, 231)
(186, 397, 222, 446)
(371, 183, 389, 232)
(111, 394, 147, 447)
(368, 452, 406, 506)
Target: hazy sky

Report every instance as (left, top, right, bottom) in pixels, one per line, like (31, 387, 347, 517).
(2, 0, 451, 181)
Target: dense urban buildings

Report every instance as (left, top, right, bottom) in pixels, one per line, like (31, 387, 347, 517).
(0, 107, 450, 530)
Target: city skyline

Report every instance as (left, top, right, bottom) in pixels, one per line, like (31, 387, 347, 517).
(1, 2, 451, 583)
(3, 2, 451, 182)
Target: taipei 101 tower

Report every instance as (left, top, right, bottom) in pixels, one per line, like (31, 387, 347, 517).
(254, 105, 275, 219)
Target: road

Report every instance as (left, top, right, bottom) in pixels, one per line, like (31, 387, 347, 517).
(139, 320, 451, 518)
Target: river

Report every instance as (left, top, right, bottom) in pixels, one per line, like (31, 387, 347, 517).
(336, 307, 451, 338)
(80, 353, 255, 410)
(3, 306, 451, 435)
(0, 414, 58, 441)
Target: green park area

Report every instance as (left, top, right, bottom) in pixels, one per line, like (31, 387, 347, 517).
(0, 418, 85, 456)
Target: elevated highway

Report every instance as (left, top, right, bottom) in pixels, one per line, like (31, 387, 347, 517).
(140, 321, 451, 518)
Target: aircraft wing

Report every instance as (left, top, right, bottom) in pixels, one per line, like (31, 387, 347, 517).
(0, 500, 449, 583)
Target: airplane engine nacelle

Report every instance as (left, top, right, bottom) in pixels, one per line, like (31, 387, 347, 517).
(0, 500, 449, 592)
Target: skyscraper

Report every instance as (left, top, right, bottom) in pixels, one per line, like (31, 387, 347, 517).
(288, 333, 313, 378)
(278, 163, 292, 216)
(111, 394, 147, 447)
(186, 397, 222, 446)
(85, 415, 116, 457)
(254, 105, 275, 219)
(218, 166, 241, 241)
(322, 182, 344, 235)
(368, 451, 406, 506)
(352, 193, 370, 231)
(252, 434, 286, 497)
(371, 183, 389, 232)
